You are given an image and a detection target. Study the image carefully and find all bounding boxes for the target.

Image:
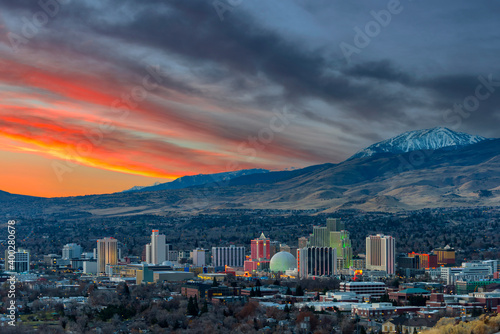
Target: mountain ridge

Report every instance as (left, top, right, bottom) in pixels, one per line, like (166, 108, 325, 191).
(350, 127, 489, 160)
(122, 168, 270, 193)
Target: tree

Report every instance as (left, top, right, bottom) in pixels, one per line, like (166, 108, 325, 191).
(201, 299, 208, 314)
(380, 293, 391, 302)
(285, 287, 293, 295)
(187, 296, 199, 316)
(256, 279, 262, 287)
(296, 285, 304, 296)
(212, 277, 219, 287)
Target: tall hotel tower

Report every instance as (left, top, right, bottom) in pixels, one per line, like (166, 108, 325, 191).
(366, 234, 395, 274)
(146, 230, 166, 265)
(97, 237, 118, 273)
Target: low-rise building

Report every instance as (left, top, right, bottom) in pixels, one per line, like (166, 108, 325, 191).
(340, 282, 386, 299)
(388, 288, 431, 304)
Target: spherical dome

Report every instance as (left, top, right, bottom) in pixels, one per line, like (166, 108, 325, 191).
(270, 251, 297, 272)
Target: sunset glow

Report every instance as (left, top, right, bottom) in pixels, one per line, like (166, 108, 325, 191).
(1, 1, 498, 197)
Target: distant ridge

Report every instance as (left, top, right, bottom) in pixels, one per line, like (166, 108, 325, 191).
(122, 168, 269, 193)
(350, 127, 488, 160)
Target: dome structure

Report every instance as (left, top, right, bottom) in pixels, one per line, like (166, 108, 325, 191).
(270, 251, 297, 273)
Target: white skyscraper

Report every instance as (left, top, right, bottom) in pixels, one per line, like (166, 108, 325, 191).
(366, 234, 395, 274)
(145, 244, 152, 263)
(151, 230, 166, 264)
(62, 243, 82, 260)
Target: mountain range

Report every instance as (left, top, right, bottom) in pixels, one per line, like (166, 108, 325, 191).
(1, 127, 498, 218)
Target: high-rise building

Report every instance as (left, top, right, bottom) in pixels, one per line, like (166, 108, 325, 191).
(191, 249, 206, 267)
(62, 243, 82, 260)
(5, 249, 30, 273)
(251, 232, 271, 260)
(165, 244, 174, 261)
(212, 245, 245, 267)
(270, 241, 279, 258)
(308, 218, 352, 268)
(297, 247, 337, 278)
(434, 246, 455, 266)
(244, 233, 272, 272)
(167, 250, 179, 262)
(366, 234, 395, 274)
(327, 218, 345, 232)
(145, 244, 152, 263)
(330, 230, 353, 269)
(298, 237, 308, 249)
(145, 230, 166, 265)
(97, 237, 118, 274)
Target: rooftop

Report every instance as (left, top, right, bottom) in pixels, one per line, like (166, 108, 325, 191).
(397, 288, 431, 294)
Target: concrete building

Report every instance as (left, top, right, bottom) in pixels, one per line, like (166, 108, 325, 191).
(178, 250, 190, 263)
(352, 256, 366, 269)
(212, 245, 245, 267)
(441, 261, 495, 285)
(82, 260, 98, 274)
(145, 230, 166, 265)
(339, 282, 386, 299)
(145, 244, 152, 263)
(434, 245, 455, 266)
(62, 243, 82, 260)
(167, 250, 179, 263)
(43, 254, 61, 267)
(5, 249, 30, 273)
(135, 263, 194, 283)
(298, 237, 308, 249)
(297, 247, 337, 278)
(97, 237, 117, 274)
(191, 248, 206, 267)
(366, 234, 395, 275)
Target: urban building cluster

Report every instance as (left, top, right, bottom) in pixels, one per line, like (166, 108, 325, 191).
(2, 217, 499, 332)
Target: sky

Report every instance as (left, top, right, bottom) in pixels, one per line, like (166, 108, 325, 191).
(1, 0, 499, 197)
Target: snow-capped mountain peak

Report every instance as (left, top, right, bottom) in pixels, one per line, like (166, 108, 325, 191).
(350, 127, 488, 159)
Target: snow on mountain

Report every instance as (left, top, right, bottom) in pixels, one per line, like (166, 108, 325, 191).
(350, 127, 489, 159)
(123, 182, 161, 192)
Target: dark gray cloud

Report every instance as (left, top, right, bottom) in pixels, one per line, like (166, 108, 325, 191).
(1, 0, 499, 164)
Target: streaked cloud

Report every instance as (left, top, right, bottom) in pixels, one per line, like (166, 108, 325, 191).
(0, 0, 499, 196)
